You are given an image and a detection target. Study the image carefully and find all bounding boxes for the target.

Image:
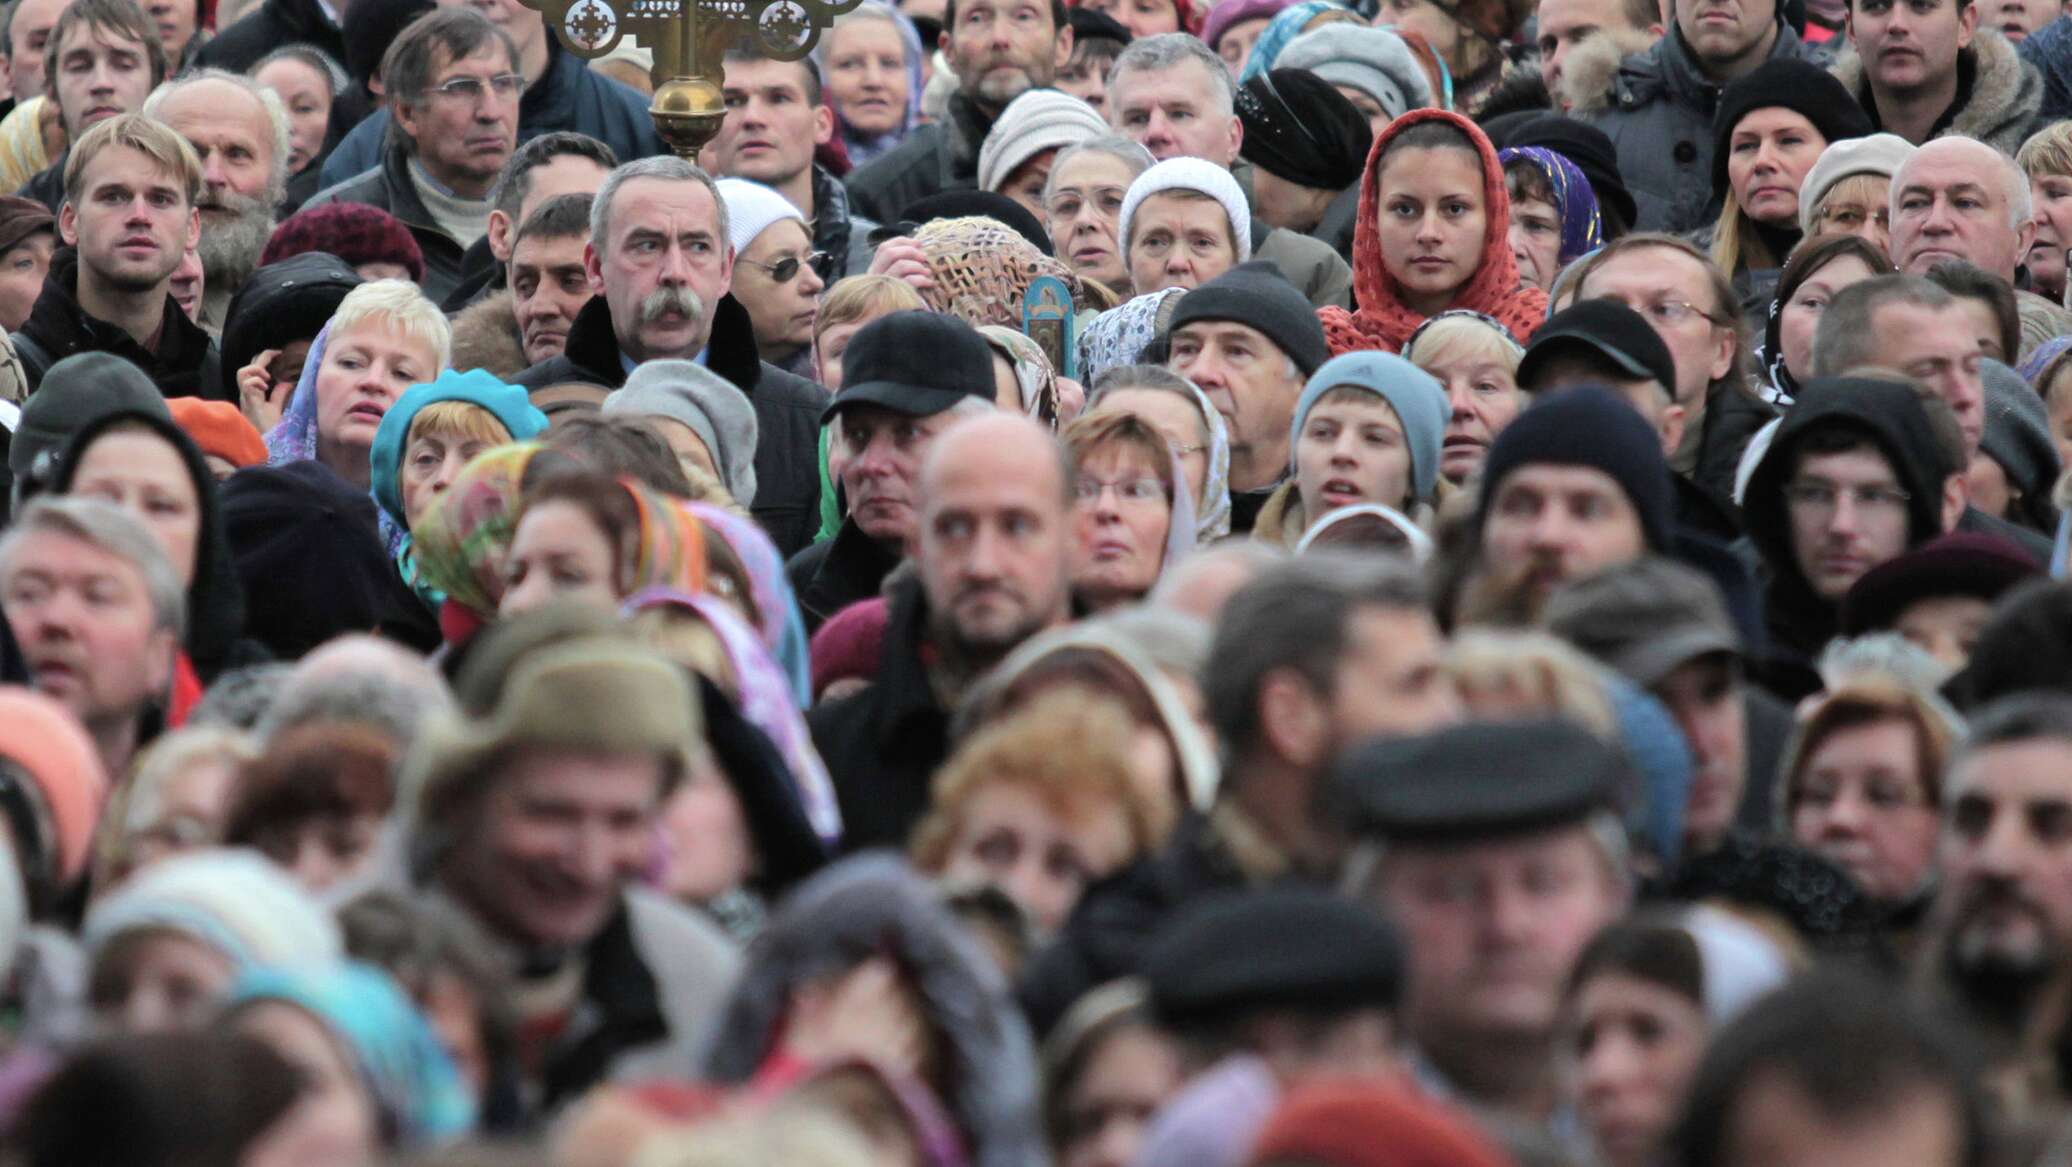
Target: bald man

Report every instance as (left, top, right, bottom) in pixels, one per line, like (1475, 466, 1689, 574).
(144, 72, 285, 328)
(809, 412, 1075, 850)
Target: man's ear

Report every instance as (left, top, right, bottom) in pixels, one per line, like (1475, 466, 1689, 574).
(1658, 401, 1688, 456)
(393, 98, 419, 142)
(1053, 23, 1074, 69)
(1258, 668, 1328, 771)
(813, 102, 835, 148)
(487, 209, 513, 263)
(1942, 470, 1968, 531)
(584, 238, 605, 295)
(1955, 0, 1977, 48)
(57, 200, 75, 246)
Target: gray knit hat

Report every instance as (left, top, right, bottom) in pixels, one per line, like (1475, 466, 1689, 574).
(10, 353, 170, 478)
(1274, 24, 1433, 121)
(604, 360, 760, 505)
(978, 88, 1111, 193)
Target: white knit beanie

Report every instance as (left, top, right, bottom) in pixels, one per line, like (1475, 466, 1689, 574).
(977, 88, 1112, 193)
(1118, 157, 1253, 264)
(1797, 133, 1917, 233)
(714, 177, 807, 256)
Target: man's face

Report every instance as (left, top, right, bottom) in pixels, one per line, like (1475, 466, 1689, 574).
(1722, 1073, 1965, 1167)
(1168, 320, 1302, 492)
(838, 403, 967, 545)
(944, 0, 1067, 110)
(705, 57, 833, 188)
(1935, 738, 2072, 999)
(440, 748, 667, 950)
(1108, 60, 1241, 165)
(59, 143, 196, 294)
(1378, 827, 1625, 1047)
(155, 80, 278, 289)
(1785, 445, 1915, 600)
(1865, 301, 1985, 458)
(1890, 145, 2030, 282)
(588, 176, 733, 362)
(49, 21, 153, 137)
(1325, 604, 1463, 745)
(917, 427, 1072, 659)
(392, 41, 520, 194)
(486, 152, 609, 262)
(1578, 247, 1737, 409)
(6, 0, 70, 102)
(1653, 654, 1746, 854)
(0, 528, 175, 731)
(510, 231, 592, 365)
(1849, 0, 1976, 94)
(1676, 0, 1776, 69)
(1480, 464, 1649, 602)
(1985, 0, 2060, 40)
(1538, 0, 1648, 103)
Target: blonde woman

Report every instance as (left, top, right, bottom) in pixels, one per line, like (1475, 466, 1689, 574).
(1401, 310, 1524, 487)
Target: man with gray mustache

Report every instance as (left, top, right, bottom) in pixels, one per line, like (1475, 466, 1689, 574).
(514, 155, 829, 556)
(1926, 693, 2072, 1083)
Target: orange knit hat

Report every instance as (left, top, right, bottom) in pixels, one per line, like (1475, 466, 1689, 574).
(167, 398, 268, 470)
(1248, 1079, 1518, 1167)
(0, 686, 109, 888)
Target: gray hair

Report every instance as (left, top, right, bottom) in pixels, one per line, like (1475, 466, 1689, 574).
(0, 496, 185, 638)
(1894, 135, 2033, 233)
(1043, 135, 1155, 203)
(143, 67, 293, 203)
(258, 634, 454, 751)
(1811, 274, 1958, 378)
(590, 155, 730, 261)
(1109, 33, 1234, 118)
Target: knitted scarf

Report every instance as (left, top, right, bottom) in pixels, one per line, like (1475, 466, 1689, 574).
(1319, 108, 1548, 356)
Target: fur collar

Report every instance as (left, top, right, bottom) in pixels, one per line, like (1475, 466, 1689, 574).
(1561, 26, 1661, 115)
(449, 289, 531, 380)
(1829, 27, 2038, 144)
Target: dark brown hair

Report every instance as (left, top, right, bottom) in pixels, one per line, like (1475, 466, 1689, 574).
(222, 722, 398, 846)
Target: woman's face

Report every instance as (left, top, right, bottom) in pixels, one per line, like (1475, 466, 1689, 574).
(939, 781, 1134, 934)
(500, 499, 621, 617)
(314, 322, 438, 485)
(734, 219, 826, 362)
(1570, 972, 1710, 1167)
(823, 17, 911, 138)
(1789, 716, 1940, 904)
(1215, 16, 1272, 74)
(1084, 0, 1181, 37)
(237, 1002, 384, 1167)
(658, 757, 754, 904)
(1295, 390, 1414, 516)
(1048, 150, 1136, 291)
(1057, 1023, 1186, 1167)
(1070, 443, 1173, 610)
(1001, 147, 1058, 222)
(91, 928, 237, 1035)
(1127, 191, 1238, 297)
(69, 429, 201, 586)
(1509, 194, 1564, 291)
(1809, 173, 1894, 251)
(249, 814, 384, 894)
(1377, 146, 1489, 316)
(1090, 387, 1210, 504)
(399, 422, 503, 531)
(1726, 107, 1826, 227)
(1376, 0, 1464, 67)
(1333, 84, 1391, 139)
(253, 56, 332, 175)
(1418, 345, 1521, 485)
(1778, 253, 1879, 383)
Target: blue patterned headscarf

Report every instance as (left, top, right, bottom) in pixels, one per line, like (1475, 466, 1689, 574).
(228, 963, 476, 1149)
(263, 320, 331, 467)
(1497, 146, 1605, 267)
(1238, 1, 1348, 82)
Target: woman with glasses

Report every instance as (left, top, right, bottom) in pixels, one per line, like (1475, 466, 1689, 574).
(1062, 410, 1195, 612)
(1255, 351, 1447, 549)
(1084, 363, 1233, 542)
(716, 178, 828, 379)
(1044, 138, 1154, 299)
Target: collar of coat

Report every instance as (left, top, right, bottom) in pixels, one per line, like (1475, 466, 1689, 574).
(1830, 26, 2033, 143)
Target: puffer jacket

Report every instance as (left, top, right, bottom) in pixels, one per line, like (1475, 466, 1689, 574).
(1831, 29, 2043, 158)
(1570, 22, 1827, 233)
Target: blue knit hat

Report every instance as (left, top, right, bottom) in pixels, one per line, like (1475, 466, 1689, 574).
(369, 369, 550, 529)
(1292, 352, 1449, 504)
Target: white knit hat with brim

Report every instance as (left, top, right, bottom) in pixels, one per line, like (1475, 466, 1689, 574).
(1118, 157, 1254, 265)
(1797, 133, 1917, 234)
(715, 177, 807, 256)
(977, 89, 1112, 193)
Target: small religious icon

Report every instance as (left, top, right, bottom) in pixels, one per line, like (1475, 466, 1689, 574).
(1023, 274, 1077, 382)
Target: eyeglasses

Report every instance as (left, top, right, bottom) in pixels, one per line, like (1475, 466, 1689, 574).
(1074, 475, 1164, 505)
(1625, 298, 1721, 329)
(1783, 480, 1912, 518)
(739, 251, 828, 283)
(1045, 188, 1127, 221)
(421, 73, 525, 103)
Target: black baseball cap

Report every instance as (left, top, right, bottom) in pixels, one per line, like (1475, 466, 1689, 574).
(1518, 299, 1679, 400)
(821, 311, 999, 423)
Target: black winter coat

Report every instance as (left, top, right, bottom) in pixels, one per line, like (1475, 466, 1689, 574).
(305, 144, 469, 303)
(194, 0, 346, 73)
(843, 92, 993, 224)
(511, 294, 827, 557)
(786, 516, 900, 634)
(805, 575, 948, 851)
(14, 249, 222, 400)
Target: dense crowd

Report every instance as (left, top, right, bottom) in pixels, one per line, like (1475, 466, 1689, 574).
(1, 0, 2072, 1159)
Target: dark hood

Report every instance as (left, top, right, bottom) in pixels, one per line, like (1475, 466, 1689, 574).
(218, 252, 364, 399)
(48, 410, 248, 681)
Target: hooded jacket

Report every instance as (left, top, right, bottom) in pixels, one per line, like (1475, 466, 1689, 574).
(844, 90, 995, 225)
(48, 411, 257, 683)
(512, 294, 827, 558)
(13, 249, 221, 400)
(1318, 110, 1548, 357)
(1830, 28, 2043, 157)
(305, 143, 472, 303)
(1569, 20, 1827, 233)
(1741, 376, 1955, 680)
(193, 0, 347, 73)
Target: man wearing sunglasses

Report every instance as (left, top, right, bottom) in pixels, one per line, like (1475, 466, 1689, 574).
(305, 8, 520, 301)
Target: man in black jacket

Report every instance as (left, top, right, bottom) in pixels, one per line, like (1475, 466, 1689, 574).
(195, 0, 343, 72)
(512, 156, 827, 556)
(809, 411, 1073, 850)
(844, 0, 1074, 223)
(15, 115, 217, 398)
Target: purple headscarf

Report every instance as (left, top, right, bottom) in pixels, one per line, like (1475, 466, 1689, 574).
(263, 320, 331, 466)
(1497, 146, 1605, 267)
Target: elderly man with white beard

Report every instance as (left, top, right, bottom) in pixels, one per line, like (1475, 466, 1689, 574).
(143, 70, 288, 331)
(511, 155, 826, 556)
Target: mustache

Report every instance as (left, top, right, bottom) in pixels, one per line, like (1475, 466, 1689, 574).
(639, 286, 704, 325)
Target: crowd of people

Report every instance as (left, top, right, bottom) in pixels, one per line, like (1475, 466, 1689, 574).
(1, 0, 2072, 1159)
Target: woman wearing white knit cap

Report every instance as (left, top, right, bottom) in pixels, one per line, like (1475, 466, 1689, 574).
(716, 177, 827, 378)
(978, 88, 1113, 219)
(1117, 156, 1252, 298)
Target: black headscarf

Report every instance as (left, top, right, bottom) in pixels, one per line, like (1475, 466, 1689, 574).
(1237, 68, 1373, 193)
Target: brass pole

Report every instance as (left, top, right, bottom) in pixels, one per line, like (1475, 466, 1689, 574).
(648, 0, 726, 157)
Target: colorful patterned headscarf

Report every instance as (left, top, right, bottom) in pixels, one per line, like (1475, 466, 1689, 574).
(1238, 0, 1351, 82)
(407, 442, 546, 617)
(623, 482, 710, 597)
(689, 503, 813, 706)
(1496, 146, 1605, 268)
(264, 319, 331, 467)
(978, 326, 1061, 428)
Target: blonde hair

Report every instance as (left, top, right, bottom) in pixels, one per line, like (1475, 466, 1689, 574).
(633, 1110, 876, 1167)
(1401, 314, 1524, 374)
(330, 279, 454, 371)
(63, 114, 204, 209)
(1807, 172, 1892, 234)
(1444, 629, 1619, 737)
(408, 401, 512, 448)
(91, 725, 259, 892)
(1709, 191, 1782, 277)
(2019, 120, 2072, 180)
(1061, 409, 1175, 500)
(813, 274, 927, 345)
(910, 689, 1159, 873)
